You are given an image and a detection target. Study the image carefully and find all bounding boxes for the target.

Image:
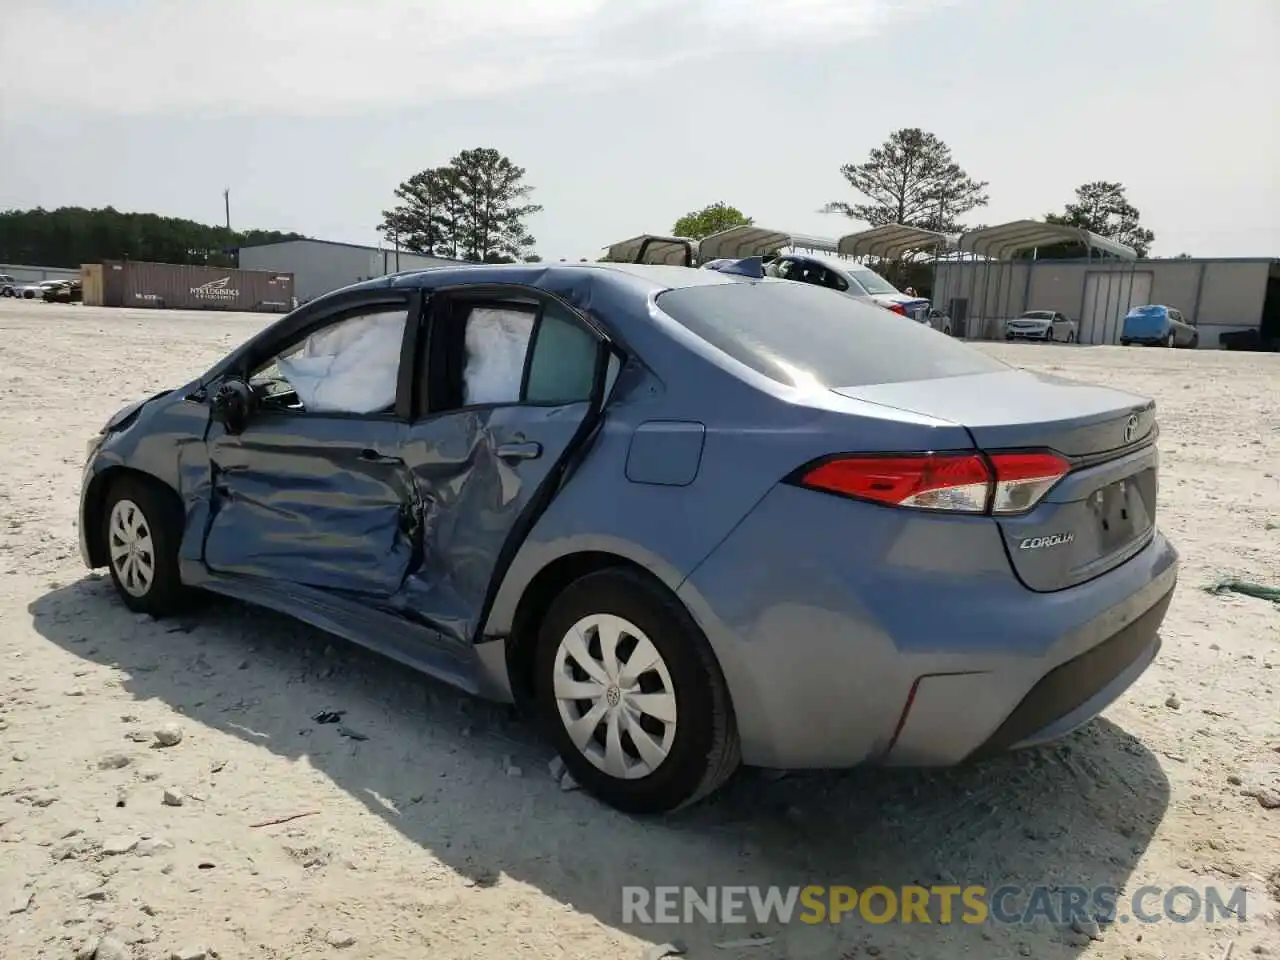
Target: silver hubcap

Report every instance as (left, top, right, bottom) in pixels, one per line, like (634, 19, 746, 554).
(552, 613, 678, 780)
(108, 499, 155, 598)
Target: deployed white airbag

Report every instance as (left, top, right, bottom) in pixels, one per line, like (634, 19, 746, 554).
(463, 307, 534, 405)
(276, 309, 408, 414)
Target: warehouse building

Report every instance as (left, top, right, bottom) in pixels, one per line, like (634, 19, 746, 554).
(930, 222, 1279, 348)
(237, 238, 461, 302)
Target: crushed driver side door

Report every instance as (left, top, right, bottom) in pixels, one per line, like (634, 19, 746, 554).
(386, 284, 616, 646)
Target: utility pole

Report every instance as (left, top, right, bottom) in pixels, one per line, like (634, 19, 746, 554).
(223, 188, 231, 230)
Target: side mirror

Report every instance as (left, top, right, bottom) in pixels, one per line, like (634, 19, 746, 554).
(210, 379, 256, 435)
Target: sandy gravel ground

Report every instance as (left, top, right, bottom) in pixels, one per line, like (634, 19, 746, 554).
(1, 300, 1277, 960)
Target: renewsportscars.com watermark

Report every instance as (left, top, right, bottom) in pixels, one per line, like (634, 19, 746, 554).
(623, 885, 1250, 926)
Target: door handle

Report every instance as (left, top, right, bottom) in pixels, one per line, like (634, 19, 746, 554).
(496, 441, 542, 461)
(360, 449, 403, 464)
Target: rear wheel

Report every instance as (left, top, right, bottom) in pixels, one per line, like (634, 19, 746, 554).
(942, 325, 952, 336)
(1066, 331, 1076, 343)
(535, 568, 740, 814)
(1166, 331, 1176, 348)
(101, 476, 190, 617)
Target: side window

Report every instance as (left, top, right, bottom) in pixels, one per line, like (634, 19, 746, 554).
(526, 304, 599, 403)
(252, 307, 408, 415)
(460, 300, 601, 407)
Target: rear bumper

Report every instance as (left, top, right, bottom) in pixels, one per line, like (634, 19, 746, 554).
(678, 483, 1179, 769)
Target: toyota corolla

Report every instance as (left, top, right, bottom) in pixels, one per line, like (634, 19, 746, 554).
(78, 262, 1178, 814)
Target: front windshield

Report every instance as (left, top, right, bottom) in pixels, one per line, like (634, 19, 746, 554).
(847, 266, 901, 296)
(1021, 311, 1054, 320)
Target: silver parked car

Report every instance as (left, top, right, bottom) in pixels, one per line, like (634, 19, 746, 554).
(1005, 310, 1078, 343)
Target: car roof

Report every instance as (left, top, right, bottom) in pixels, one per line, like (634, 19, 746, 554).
(780, 252, 872, 274)
(373, 260, 753, 296)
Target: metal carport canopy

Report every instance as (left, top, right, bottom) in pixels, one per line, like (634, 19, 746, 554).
(601, 234, 694, 265)
(836, 223, 952, 259)
(956, 219, 1137, 261)
(697, 224, 839, 260)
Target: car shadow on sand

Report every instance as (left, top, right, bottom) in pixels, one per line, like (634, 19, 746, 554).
(29, 577, 1171, 959)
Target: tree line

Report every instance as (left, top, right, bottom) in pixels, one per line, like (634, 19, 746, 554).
(0, 207, 306, 269)
(1, 130, 1160, 273)
(670, 127, 1156, 258)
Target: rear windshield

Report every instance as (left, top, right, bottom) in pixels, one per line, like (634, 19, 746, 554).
(1127, 305, 1165, 316)
(847, 266, 900, 296)
(656, 281, 1008, 388)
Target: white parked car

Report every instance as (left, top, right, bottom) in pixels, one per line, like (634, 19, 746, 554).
(18, 280, 64, 300)
(1005, 310, 1077, 343)
(766, 254, 952, 333)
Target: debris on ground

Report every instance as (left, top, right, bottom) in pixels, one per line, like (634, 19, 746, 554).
(312, 709, 345, 724)
(1203, 578, 1280, 606)
(644, 942, 687, 960)
(153, 724, 184, 747)
(250, 811, 320, 828)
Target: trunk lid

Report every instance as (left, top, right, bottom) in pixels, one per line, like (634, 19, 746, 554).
(872, 294, 930, 321)
(834, 369, 1158, 592)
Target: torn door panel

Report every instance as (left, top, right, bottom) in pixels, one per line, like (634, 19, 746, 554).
(390, 401, 591, 645)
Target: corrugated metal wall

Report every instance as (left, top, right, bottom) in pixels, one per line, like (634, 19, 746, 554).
(238, 240, 461, 301)
(933, 258, 1272, 347)
(0, 263, 81, 284)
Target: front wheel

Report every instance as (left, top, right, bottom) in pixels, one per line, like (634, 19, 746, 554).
(535, 568, 740, 814)
(101, 476, 190, 616)
(1166, 331, 1176, 348)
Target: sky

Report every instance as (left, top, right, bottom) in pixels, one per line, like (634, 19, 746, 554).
(2, 0, 1277, 261)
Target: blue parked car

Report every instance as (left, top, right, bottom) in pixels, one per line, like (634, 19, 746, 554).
(1120, 304, 1199, 348)
(78, 263, 1177, 814)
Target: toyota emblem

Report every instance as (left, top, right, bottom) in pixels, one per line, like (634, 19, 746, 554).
(1123, 413, 1139, 444)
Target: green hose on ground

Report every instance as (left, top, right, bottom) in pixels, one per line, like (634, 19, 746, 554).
(1203, 578, 1280, 605)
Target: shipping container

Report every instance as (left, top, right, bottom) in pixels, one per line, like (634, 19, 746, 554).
(97, 260, 294, 312)
(80, 264, 104, 306)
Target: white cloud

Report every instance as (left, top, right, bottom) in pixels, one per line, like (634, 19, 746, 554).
(1, 0, 954, 116)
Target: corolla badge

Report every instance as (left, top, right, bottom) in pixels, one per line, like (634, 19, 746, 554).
(1018, 532, 1074, 550)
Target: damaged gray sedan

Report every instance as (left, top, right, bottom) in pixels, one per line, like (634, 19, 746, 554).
(79, 262, 1178, 815)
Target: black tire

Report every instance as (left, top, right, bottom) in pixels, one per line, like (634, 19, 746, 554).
(942, 326, 951, 336)
(1067, 331, 1076, 343)
(534, 568, 740, 814)
(100, 475, 190, 617)
(1189, 333, 1199, 349)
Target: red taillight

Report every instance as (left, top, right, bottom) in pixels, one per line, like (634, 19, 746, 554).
(795, 451, 1069, 515)
(887, 303, 909, 316)
(799, 453, 991, 513)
